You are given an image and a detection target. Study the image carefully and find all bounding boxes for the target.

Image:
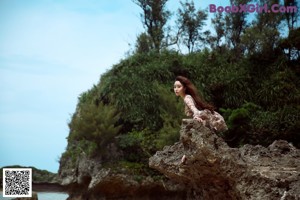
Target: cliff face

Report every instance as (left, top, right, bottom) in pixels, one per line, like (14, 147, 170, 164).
(58, 144, 186, 200)
(149, 119, 300, 200)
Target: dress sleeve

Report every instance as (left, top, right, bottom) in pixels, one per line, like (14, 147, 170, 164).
(184, 95, 200, 118)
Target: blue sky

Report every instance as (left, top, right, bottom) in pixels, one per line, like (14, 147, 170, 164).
(0, 0, 229, 173)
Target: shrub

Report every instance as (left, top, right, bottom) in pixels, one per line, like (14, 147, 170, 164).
(221, 102, 260, 147)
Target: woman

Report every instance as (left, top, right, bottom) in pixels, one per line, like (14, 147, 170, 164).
(174, 76, 228, 164)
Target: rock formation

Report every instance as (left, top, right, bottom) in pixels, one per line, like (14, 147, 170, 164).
(59, 119, 300, 199)
(58, 146, 186, 200)
(149, 119, 300, 200)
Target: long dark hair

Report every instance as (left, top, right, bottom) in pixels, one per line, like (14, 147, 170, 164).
(175, 76, 215, 112)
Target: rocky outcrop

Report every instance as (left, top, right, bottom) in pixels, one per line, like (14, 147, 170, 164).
(59, 119, 300, 199)
(59, 148, 186, 200)
(32, 182, 66, 192)
(149, 119, 300, 200)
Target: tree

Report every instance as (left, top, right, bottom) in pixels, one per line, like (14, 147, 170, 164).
(133, 0, 170, 52)
(283, 0, 299, 60)
(284, 0, 299, 31)
(280, 27, 300, 61)
(176, 0, 207, 53)
(135, 32, 153, 54)
(241, 0, 283, 57)
(224, 0, 251, 56)
(68, 102, 122, 156)
(209, 13, 226, 53)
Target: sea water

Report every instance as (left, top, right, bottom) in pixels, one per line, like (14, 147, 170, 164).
(0, 192, 69, 200)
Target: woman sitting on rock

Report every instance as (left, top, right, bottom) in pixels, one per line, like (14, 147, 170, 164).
(174, 76, 228, 164)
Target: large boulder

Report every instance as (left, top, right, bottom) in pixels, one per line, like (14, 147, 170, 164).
(149, 119, 300, 200)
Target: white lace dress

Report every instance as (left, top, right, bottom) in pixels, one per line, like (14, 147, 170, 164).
(184, 95, 228, 132)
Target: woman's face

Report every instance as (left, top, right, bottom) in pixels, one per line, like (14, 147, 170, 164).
(174, 81, 186, 97)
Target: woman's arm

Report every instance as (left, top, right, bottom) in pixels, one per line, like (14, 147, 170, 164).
(185, 95, 210, 124)
(184, 95, 201, 117)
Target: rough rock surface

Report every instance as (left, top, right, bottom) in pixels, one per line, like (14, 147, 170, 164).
(149, 119, 300, 200)
(59, 148, 186, 200)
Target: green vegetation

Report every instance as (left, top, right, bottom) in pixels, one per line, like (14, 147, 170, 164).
(60, 0, 300, 177)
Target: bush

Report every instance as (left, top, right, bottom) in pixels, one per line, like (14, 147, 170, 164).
(251, 105, 300, 147)
(66, 102, 122, 159)
(117, 131, 145, 162)
(222, 101, 300, 148)
(257, 69, 300, 109)
(221, 102, 260, 147)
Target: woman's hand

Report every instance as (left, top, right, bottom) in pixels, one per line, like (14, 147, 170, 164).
(194, 116, 207, 126)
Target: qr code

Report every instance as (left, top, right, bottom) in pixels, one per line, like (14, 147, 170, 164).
(2, 168, 32, 198)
